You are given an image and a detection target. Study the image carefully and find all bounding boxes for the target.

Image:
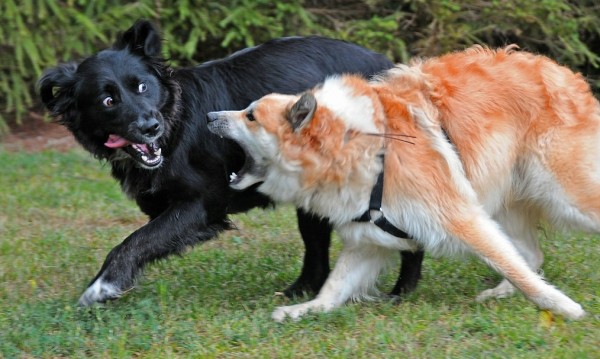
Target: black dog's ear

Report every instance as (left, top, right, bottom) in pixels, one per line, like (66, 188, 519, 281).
(37, 62, 78, 117)
(287, 92, 317, 131)
(114, 19, 162, 58)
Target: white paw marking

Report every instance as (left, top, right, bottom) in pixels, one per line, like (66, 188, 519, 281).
(77, 276, 122, 306)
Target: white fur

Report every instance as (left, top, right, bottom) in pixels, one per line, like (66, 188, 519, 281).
(459, 130, 516, 214)
(316, 77, 379, 133)
(78, 275, 122, 306)
(261, 141, 382, 220)
(338, 222, 419, 252)
(516, 155, 600, 232)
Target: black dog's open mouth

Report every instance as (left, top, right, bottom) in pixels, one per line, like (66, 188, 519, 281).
(104, 134, 163, 168)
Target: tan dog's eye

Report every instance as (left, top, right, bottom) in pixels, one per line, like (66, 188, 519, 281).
(246, 111, 256, 122)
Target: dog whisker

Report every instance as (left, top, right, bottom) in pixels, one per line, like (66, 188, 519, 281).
(363, 132, 416, 145)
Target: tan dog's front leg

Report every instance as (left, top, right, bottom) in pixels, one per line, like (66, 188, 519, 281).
(272, 244, 393, 322)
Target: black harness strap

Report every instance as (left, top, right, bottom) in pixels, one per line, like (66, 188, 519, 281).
(352, 153, 411, 239)
(353, 127, 453, 239)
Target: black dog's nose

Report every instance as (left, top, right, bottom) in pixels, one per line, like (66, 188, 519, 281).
(207, 112, 219, 123)
(140, 117, 161, 137)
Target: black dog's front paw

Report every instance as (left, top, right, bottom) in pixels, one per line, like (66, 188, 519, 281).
(77, 274, 131, 306)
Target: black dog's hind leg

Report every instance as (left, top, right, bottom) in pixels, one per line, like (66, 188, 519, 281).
(287, 208, 425, 298)
(78, 200, 227, 306)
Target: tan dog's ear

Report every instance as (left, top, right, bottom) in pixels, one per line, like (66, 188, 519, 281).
(287, 92, 317, 131)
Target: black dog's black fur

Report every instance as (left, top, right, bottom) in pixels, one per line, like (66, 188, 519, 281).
(39, 20, 424, 305)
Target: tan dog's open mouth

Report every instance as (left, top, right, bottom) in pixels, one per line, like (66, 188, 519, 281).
(207, 111, 266, 189)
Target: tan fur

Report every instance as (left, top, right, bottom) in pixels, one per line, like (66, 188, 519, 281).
(207, 46, 599, 321)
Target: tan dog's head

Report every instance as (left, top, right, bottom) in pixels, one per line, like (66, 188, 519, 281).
(207, 92, 315, 191)
(207, 75, 385, 202)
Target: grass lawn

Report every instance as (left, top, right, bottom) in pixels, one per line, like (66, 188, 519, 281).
(1, 148, 599, 358)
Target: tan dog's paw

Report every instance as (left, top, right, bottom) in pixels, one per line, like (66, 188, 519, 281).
(555, 300, 586, 320)
(272, 300, 336, 322)
(272, 303, 310, 322)
(476, 279, 516, 302)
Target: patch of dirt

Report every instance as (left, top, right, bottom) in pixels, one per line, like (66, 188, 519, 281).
(1, 111, 79, 152)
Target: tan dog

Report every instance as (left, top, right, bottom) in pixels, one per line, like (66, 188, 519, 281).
(207, 45, 597, 321)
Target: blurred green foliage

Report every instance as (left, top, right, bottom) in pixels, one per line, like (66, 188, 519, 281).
(1, 0, 599, 132)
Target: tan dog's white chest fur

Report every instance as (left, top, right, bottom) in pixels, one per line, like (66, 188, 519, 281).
(207, 46, 600, 322)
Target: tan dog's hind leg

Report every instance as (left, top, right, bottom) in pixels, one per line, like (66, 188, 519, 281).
(408, 105, 583, 318)
(476, 203, 543, 301)
(272, 244, 394, 322)
(446, 206, 585, 319)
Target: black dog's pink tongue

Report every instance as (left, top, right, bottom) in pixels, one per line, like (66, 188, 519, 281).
(104, 134, 131, 148)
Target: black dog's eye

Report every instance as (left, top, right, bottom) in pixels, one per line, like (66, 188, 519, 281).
(102, 96, 114, 107)
(138, 82, 147, 93)
(246, 111, 255, 122)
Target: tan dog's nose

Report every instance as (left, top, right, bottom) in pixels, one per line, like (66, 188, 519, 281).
(206, 111, 220, 123)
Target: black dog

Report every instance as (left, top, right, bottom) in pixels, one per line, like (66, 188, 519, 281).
(38, 20, 424, 306)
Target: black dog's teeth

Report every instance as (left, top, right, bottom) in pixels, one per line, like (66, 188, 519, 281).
(149, 142, 162, 156)
(130, 143, 162, 165)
